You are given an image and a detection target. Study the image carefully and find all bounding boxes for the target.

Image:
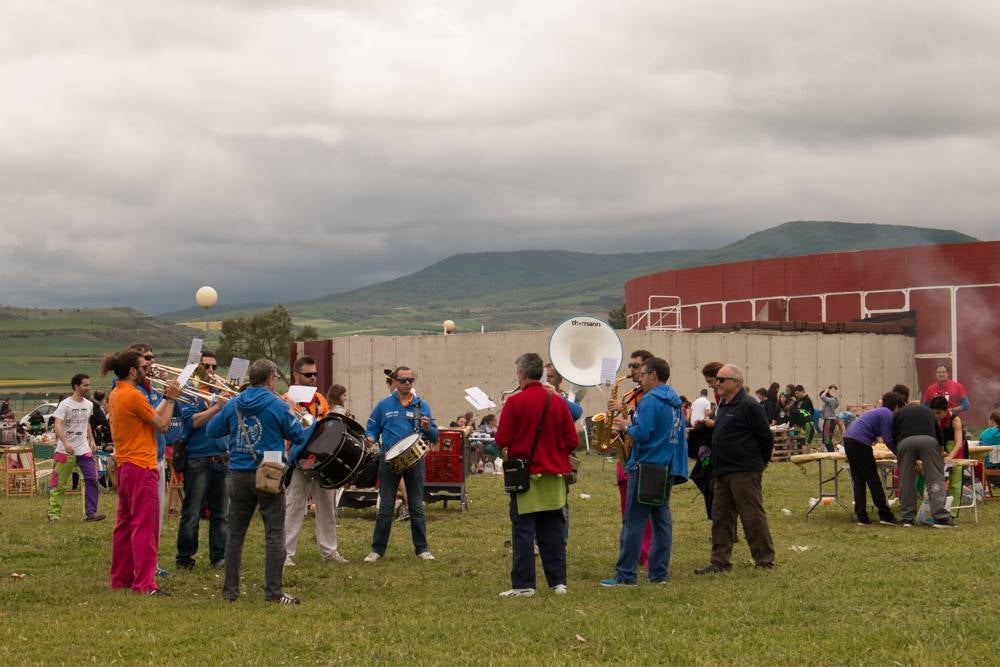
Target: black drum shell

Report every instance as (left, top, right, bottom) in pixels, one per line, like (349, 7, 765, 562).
(296, 414, 367, 488)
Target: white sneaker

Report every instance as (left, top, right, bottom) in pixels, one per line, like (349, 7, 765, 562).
(284, 556, 296, 567)
(363, 552, 381, 563)
(499, 588, 535, 598)
(417, 551, 435, 560)
(324, 552, 349, 564)
(552, 584, 567, 595)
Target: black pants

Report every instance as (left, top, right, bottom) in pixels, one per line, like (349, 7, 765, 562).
(842, 438, 894, 521)
(224, 471, 286, 601)
(509, 496, 566, 590)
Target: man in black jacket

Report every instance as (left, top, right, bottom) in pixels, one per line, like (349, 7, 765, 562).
(695, 364, 775, 574)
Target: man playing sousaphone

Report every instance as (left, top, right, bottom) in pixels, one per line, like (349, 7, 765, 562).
(363, 366, 438, 562)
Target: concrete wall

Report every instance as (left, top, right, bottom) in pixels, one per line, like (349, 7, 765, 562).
(330, 330, 916, 426)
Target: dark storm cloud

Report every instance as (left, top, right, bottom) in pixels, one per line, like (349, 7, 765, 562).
(1, 1, 998, 311)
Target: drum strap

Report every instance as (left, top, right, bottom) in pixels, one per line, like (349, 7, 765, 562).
(235, 408, 260, 464)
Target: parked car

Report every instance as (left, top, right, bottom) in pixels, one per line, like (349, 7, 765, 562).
(19, 402, 59, 431)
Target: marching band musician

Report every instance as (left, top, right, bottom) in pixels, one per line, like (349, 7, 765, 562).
(363, 366, 438, 562)
(102, 348, 181, 596)
(606, 349, 654, 566)
(175, 350, 230, 571)
(496, 353, 578, 597)
(283, 357, 349, 566)
(207, 359, 307, 604)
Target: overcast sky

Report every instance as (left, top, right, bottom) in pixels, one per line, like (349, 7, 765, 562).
(2, 1, 998, 313)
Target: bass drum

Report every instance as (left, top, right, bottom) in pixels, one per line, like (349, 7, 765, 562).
(295, 413, 369, 489)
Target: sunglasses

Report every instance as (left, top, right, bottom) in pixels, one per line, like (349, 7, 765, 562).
(715, 377, 740, 383)
(628, 363, 642, 369)
(202, 363, 217, 370)
(395, 377, 416, 384)
(299, 372, 318, 378)
(143, 355, 155, 361)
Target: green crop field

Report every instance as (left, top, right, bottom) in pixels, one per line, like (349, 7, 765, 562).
(1, 456, 996, 665)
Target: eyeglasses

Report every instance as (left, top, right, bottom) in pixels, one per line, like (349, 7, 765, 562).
(202, 363, 217, 370)
(143, 355, 155, 361)
(395, 377, 416, 384)
(299, 372, 317, 378)
(715, 377, 740, 383)
(628, 363, 641, 369)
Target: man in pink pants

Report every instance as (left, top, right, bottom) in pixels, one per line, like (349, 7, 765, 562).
(102, 348, 179, 595)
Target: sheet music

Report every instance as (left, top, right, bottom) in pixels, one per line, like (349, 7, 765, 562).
(175, 363, 198, 387)
(287, 385, 317, 404)
(464, 386, 496, 410)
(227, 357, 249, 384)
(186, 339, 204, 365)
(600, 357, 619, 384)
(263, 450, 282, 463)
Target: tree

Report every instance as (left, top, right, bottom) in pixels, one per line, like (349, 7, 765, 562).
(607, 304, 627, 329)
(218, 305, 294, 382)
(298, 325, 320, 340)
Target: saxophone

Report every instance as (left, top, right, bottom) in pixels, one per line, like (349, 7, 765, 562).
(590, 375, 630, 457)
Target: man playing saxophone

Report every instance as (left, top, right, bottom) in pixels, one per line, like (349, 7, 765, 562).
(606, 349, 654, 566)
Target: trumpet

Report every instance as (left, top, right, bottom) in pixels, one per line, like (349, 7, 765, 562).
(499, 385, 520, 405)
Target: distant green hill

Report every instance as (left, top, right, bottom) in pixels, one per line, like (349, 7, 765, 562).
(276, 221, 975, 335)
(0, 306, 199, 387)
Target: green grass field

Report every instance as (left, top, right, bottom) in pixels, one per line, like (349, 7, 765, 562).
(1, 457, 997, 665)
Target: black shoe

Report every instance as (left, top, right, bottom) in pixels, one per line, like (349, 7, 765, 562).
(878, 517, 900, 526)
(266, 593, 301, 605)
(754, 562, 775, 570)
(901, 519, 915, 527)
(175, 561, 195, 571)
(855, 514, 871, 525)
(694, 564, 730, 575)
(148, 588, 171, 597)
(84, 514, 106, 522)
(211, 560, 225, 570)
(932, 517, 957, 529)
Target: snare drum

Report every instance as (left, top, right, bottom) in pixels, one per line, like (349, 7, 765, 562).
(296, 413, 369, 488)
(385, 433, 430, 473)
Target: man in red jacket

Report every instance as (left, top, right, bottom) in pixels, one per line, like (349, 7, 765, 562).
(495, 352, 578, 598)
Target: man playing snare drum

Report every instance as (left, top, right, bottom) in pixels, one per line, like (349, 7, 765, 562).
(363, 366, 438, 562)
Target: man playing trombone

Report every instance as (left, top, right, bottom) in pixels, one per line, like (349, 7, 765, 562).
(175, 350, 230, 571)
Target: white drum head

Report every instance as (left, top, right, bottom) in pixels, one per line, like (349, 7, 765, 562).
(386, 433, 420, 460)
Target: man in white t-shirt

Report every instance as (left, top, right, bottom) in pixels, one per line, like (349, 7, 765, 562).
(47, 373, 105, 522)
(690, 390, 713, 426)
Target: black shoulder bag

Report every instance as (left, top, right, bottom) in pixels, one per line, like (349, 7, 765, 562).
(502, 393, 551, 494)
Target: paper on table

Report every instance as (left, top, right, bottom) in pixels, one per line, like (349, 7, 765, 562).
(599, 357, 619, 385)
(263, 450, 282, 464)
(287, 385, 317, 404)
(186, 339, 204, 365)
(464, 386, 496, 410)
(175, 363, 199, 387)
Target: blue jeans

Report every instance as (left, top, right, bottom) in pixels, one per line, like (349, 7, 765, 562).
(371, 459, 428, 556)
(176, 458, 230, 566)
(615, 470, 673, 583)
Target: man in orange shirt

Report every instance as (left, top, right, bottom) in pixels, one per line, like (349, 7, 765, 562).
(103, 349, 180, 596)
(283, 356, 348, 565)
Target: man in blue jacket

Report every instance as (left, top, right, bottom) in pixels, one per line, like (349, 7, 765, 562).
(207, 359, 307, 604)
(695, 364, 775, 574)
(601, 356, 688, 586)
(175, 350, 230, 571)
(363, 365, 438, 562)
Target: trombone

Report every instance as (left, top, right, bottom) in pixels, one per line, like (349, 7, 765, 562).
(149, 363, 239, 407)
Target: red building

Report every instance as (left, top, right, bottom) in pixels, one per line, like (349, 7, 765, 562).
(625, 241, 1000, 424)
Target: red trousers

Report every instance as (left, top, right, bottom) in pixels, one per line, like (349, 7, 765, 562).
(616, 461, 651, 566)
(110, 462, 160, 593)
